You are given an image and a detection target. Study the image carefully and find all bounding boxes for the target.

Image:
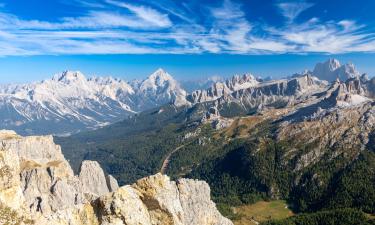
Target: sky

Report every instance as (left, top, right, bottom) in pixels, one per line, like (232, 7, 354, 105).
(0, 0, 374, 83)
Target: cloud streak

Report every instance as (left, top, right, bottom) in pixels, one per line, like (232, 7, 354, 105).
(0, 0, 373, 56)
(105, 0, 172, 28)
(277, 1, 314, 22)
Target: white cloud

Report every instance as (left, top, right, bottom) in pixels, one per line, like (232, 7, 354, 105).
(72, 0, 106, 8)
(207, 0, 253, 53)
(0, 6, 170, 30)
(274, 19, 372, 53)
(105, 0, 172, 28)
(196, 39, 221, 53)
(60, 11, 156, 29)
(277, 1, 314, 22)
(0, 0, 373, 56)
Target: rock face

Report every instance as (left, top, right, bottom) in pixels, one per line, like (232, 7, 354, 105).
(0, 130, 232, 225)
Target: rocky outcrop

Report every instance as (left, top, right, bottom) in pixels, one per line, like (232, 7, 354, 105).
(0, 131, 113, 217)
(201, 106, 234, 130)
(96, 174, 232, 225)
(79, 160, 112, 197)
(0, 130, 232, 225)
(106, 175, 119, 192)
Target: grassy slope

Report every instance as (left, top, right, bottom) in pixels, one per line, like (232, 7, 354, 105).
(233, 200, 294, 225)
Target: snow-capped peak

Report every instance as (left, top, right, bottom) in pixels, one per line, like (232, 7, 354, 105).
(140, 68, 178, 92)
(137, 68, 187, 107)
(52, 71, 86, 84)
(312, 59, 359, 82)
(148, 68, 174, 84)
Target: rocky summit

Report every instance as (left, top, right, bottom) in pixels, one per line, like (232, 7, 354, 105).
(0, 130, 232, 225)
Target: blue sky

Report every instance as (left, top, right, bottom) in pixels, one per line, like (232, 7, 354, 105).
(0, 0, 374, 82)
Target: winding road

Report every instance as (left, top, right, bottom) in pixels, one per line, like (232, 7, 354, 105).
(160, 145, 185, 174)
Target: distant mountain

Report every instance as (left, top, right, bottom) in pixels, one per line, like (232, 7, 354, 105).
(185, 73, 329, 119)
(0, 69, 186, 135)
(186, 73, 261, 104)
(312, 58, 360, 82)
(181, 76, 225, 93)
(131, 68, 188, 108)
(0, 59, 367, 136)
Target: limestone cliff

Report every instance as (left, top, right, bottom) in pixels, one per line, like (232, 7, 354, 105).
(0, 130, 232, 225)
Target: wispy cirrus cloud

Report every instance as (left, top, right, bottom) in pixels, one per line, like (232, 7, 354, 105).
(105, 0, 172, 28)
(277, 1, 314, 22)
(0, 10, 169, 30)
(272, 18, 374, 53)
(0, 0, 373, 56)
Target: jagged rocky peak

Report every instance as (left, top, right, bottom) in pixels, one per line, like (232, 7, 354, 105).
(187, 73, 260, 104)
(312, 58, 360, 82)
(226, 73, 259, 90)
(0, 131, 232, 225)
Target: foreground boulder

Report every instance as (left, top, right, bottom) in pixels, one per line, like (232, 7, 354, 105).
(0, 130, 232, 225)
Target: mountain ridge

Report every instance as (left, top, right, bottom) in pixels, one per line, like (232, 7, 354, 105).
(0, 69, 187, 135)
(0, 59, 369, 136)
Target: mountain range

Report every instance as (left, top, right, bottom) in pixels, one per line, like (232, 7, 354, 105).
(0, 69, 186, 135)
(0, 59, 364, 136)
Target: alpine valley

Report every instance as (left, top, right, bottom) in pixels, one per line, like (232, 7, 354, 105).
(53, 59, 375, 224)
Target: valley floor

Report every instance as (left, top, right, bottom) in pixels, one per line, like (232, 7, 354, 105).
(233, 200, 294, 225)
